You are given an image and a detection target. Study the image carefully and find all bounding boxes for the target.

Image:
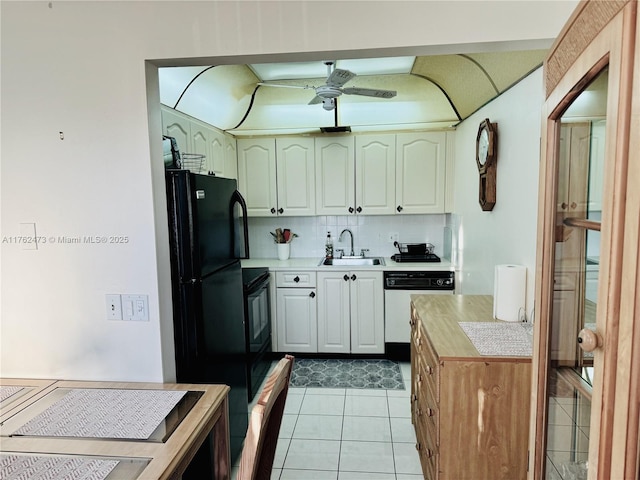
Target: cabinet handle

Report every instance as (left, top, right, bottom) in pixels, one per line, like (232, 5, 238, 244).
(411, 394, 417, 402)
(415, 442, 421, 451)
(294, 276, 300, 283)
(570, 201, 577, 209)
(561, 202, 568, 210)
(356, 206, 362, 213)
(417, 373, 423, 383)
(348, 207, 354, 213)
(309, 291, 315, 298)
(426, 407, 435, 417)
(416, 408, 422, 416)
(343, 274, 349, 281)
(278, 207, 284, 214)
(351, 274, 357, 281)
(577, 328, 600, 353)
(425, 448, 433, 458)
(270, 207, 276, 214)
(397, 205, 403, 212)
(426, 365, 433, 375)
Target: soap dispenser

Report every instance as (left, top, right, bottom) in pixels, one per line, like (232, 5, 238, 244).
(325, 232, 334, 259)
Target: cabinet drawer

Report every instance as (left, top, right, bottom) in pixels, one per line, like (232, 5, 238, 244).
(276, 271, 316, 288)
(415, 426, 437, 480)
(415, 328, 439, 402)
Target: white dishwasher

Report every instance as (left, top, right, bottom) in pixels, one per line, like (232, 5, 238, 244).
(384, 270, 455, 359)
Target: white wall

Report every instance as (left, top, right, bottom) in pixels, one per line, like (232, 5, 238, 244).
(452, 69, 543, 318)
(0, 1, 577, 381)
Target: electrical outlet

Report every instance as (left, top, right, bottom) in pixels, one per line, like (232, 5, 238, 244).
(106, 294, 122, 320)
(388, 232, 399, 243)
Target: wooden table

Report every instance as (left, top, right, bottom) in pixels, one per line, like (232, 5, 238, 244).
(0, 379, 231, 480)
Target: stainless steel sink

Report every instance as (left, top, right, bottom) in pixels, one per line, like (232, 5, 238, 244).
(319, 257, 385, 266)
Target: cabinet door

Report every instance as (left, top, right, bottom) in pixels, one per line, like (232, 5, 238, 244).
(276, 288, 317, 353)
(276, 137, 316, 216)
(189, 119, 209, 174)
(315, 137, 355, 215)
(355, 134, 396, 215)
(208, 128, 225, 177)
(237, 138, 277, 217)
(161, 105, 191, 155)
(317, 272, 350, 354)
(224, 134, 238, 180)
(350, 271, 384, 354)
(395, 132, 446, 214)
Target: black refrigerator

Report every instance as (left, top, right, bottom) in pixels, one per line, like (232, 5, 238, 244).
(165, 170, 249, 464)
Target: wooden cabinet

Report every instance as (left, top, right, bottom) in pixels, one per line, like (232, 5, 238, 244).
(396, 132, 447, 214)
(237, 137, 315, 217)
(317, 271, 384, 354)
(410, 295, 531, 480)
(161, 105, 237, 178)
(275, 271, 317, 353)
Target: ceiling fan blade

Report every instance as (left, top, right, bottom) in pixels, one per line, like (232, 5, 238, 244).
(308, 95, 323, 105)
(326, 69, 356, 87)
(258, 82, 312, 90)
(342, 87, 397, 99)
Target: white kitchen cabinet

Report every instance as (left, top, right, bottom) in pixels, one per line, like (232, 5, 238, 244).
(275, 271, 317, 353)
(237, 138, 278, 216)
(237, 137, 315, 216)
(395, 132, 447, 214)
(161, 105, 237, 178)
(317, 270, 384, 354)
(355, 134, 396, 215)
(315, 136, 355, 215)
(276, 137, 316, 216)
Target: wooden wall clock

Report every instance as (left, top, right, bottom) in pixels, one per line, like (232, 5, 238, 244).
(476, 118, 498, 211)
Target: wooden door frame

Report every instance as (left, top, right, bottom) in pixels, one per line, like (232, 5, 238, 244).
(529, 1, 636, 478)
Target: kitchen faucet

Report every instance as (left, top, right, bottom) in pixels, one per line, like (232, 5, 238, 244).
(339, 228, 355, 257)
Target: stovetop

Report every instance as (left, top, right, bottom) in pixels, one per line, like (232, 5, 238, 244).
(391, 253, 441, 263)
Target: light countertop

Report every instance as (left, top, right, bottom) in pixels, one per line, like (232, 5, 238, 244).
(241, 257, 454, 271)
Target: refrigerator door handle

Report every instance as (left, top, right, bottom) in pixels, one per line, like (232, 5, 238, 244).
(231, 190, 250, 259)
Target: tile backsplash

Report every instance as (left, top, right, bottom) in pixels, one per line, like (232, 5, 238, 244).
(247, 214, 450, 260)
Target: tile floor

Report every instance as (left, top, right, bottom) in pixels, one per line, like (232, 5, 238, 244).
(232, 361, 423, 480)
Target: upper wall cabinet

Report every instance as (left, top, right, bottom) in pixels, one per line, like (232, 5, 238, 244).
(395, 132, 447, 214)
(161, 105, 237, 179)
(237, 137, 315, 217)
(316, 134, 396, 215)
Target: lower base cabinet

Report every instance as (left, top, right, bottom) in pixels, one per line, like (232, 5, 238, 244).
(410, 295, 531, 480)
(275, 272, 317, 353)
(317, 271, 384, 354)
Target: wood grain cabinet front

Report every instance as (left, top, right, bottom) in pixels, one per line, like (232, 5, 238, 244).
(410, 295, 531, 480)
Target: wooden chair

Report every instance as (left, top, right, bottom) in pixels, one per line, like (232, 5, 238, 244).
(237, 354, 294, 480)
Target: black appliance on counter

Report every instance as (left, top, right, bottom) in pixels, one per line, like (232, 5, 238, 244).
(165, 170, 250, 467)
(391, 242, 441, 263)
(242, 267, 272, 401)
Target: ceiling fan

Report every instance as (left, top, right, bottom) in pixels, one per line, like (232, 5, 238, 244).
(257, 61, 397, 111)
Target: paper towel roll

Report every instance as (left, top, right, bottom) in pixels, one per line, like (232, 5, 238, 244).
(493, 264, 526, 322)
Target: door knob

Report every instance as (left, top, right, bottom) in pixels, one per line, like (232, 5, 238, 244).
(293, 276, 300, 283)
(351, 274, 357, 281)
(270, 207, 276, 214)
(578, 328, 600, 353)
(348, 207, 354, 213)
(356, 206, 362, 213)
(278, 207, 284, 214)
(309, 291, 315, 298)
(343, 274, 349, 281)
(397, 205, 403, 212)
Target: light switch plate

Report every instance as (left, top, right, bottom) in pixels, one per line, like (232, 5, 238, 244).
(122, 294, 149, 321)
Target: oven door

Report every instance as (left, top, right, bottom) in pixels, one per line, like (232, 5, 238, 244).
(246, 282, 271, 354)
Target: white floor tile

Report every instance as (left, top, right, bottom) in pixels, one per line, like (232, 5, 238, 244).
(278, 414, 298, 439)
(283, 439, 341, 471)
(338, 472, 395, 479)
(393, 442, 423, 475)
(339, 440, 395, 474)
(390, 417, 417, 443)
(345, 388, 387, 397)
(343, 395, 388, 417)
(395, 475, 425, 480)
(280, 469, 337, 479)
(306, 387, 346, 396)
(386, 386, 410, 398)
(300, 394, 345, 416)
(284, 394, 304, 414)
(387, 396, 411, 418)
(342, 416, 391, 442)
(293, 414, 343, 440)
(288, 387, 306, 395)
(273, 438, 291, 469)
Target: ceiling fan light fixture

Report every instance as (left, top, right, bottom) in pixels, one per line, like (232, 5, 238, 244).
(322, 98, 336, 111)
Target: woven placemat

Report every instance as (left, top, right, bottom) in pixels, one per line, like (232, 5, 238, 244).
(458, 322, 533, 357)
(0, 454, 118, 480)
